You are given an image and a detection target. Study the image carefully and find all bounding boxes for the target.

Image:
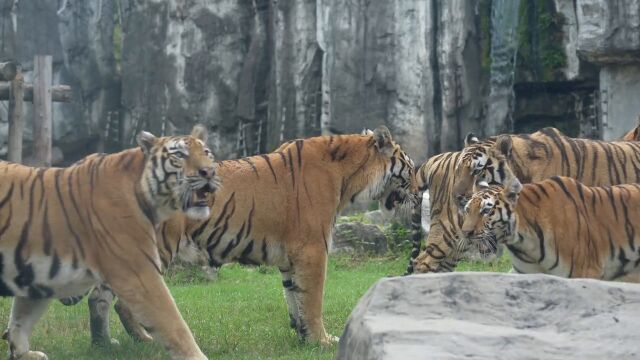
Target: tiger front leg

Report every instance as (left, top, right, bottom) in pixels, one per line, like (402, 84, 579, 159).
(289, 243, 338, 345)
(6, 297, 52, 360)
(106, 263, 206, 360)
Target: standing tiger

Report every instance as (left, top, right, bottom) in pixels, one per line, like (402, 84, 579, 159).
(458, 176, 640, 279)
(65, 125, 416, 346)
(0, 127, 218, 360)
(412, 127, 640, 274)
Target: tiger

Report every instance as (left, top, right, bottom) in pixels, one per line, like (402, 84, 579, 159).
(63, 125, 417, 346)
(457, 176, 640, 279)
(404, 134, 519, 274)
(0, 126, 218, 360)
(413, 126, 640, 274)
(620, 115, 640, 141)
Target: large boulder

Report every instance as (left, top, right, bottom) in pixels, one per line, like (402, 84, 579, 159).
(337, 273, 640, 360)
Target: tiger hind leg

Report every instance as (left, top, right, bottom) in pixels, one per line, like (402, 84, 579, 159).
(114, 299, 153, 342)
(87, 284, 120, 346)
(289, 243, 338, 346)
(279, 269, 301, 330)
(6, 297, 51, 360)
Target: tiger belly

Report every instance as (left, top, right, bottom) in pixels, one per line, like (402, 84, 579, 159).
(0, 252, 99, 299)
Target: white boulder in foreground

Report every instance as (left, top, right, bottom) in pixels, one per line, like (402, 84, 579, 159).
(337, 273, 640, 360)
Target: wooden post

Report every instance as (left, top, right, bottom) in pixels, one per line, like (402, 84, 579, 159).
(7, 69, 24, 163)
(0, 83, 72, 102)
(33, 55, 52, 166)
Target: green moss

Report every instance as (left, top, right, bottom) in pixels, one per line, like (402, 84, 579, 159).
(516, 0, 567, 82)
(479, 0, 493, 72)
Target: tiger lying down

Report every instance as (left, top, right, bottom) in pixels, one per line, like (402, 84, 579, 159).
(459, 176, 640, 279)
(0, 127, 219, 359)
(61, 125, 417, 347)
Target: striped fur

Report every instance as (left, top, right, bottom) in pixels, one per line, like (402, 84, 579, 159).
(70, 126, 416, 347)
(414, 127, 640, 274)
(404, 133, 519, 274)
(458, 176, 640, 280)
(0, 128, 217, 360)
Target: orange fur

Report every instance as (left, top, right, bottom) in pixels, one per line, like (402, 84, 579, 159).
(1, 129, 217, 360)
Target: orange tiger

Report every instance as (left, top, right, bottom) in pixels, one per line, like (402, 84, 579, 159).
(63, 126, 416, 346)
(414, 127, 640, 274)
(459, 176, 640, 279)
(0, 127, 218, 359)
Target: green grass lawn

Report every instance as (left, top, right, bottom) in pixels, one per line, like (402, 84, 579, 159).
(0, 254, 511, 359)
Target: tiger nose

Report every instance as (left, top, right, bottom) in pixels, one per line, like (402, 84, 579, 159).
(198, 167, 215, 179)
(463, 230, 474, 238)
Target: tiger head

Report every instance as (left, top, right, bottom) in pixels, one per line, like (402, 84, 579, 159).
(457, 178, 522, 261)
(137, 125, 220, 222)
(362, 126, 418, 215)
(452, 133, 522, 207)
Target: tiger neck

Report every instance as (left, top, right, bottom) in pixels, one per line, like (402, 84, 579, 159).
(507, 206, 543, 264)
(332, 139, 385, 211)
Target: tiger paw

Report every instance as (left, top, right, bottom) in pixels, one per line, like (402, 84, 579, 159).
(319, 334, 339, 346)
(17, 351, 48, 360)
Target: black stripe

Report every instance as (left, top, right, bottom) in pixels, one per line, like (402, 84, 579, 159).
(49, 251, 61, 279)
(260, 155, 278, 184)
(295, 140, 304, 168)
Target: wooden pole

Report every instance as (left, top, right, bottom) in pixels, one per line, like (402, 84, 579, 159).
(33, 55, 53, 167)
(0, 62, 17, 81)
(0, 83, 72, 102)
(7, 69, 24, 163)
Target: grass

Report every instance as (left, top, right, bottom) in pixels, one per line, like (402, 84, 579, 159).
(0, 254, 511, 359)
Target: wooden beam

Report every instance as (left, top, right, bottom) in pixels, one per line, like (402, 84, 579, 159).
(0, 83, 72, 102)
(0, 62, 17, 81)
(7, 70, 24, 163)
(33, 55, 52, 167)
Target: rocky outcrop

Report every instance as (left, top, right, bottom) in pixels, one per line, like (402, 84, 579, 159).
(332, 222, 388, 255)
(337, 273, 640, 360)
(576, 0, 640, 64)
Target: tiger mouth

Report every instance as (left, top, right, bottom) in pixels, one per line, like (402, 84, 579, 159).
(187, 183, 217, 209)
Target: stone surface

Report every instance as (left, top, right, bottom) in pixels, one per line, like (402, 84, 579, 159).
(363, 210, 385, 226)
(576, 0, 640, 64)
(600, 65, 640, 140)
(332, 222, 387, 255)
(337, 272, 640, 360)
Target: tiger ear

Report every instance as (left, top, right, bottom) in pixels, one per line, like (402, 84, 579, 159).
(137, 131, 157, 154)
(495, 135, 513, 157)
(191, 124, 208, 143)
(373, 125, 393, 156)
(502, 177, 522, 205)
(473, 178, 490, 192)
(464, 132, 479, 147)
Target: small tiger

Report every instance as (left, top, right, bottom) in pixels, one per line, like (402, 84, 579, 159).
(458, 176, 640, 280)
(413, 126, 640, 274)
(65, 125, 417, 347)
(0, 126, 218, 360)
